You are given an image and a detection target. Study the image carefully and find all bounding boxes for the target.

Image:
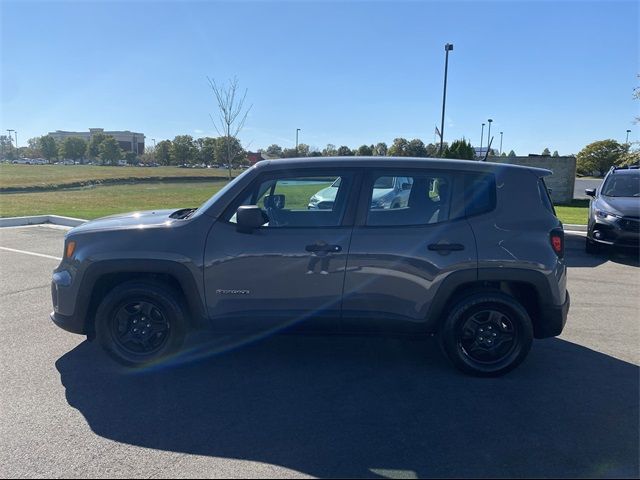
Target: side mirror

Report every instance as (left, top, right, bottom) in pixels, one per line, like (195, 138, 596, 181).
(401, 183, 412, 190)
(585, 188, 596, 197)
(236, 205, 267, 233)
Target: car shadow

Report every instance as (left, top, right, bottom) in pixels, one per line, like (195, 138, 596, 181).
(56, 335, 639, 478)
(564, 232, 640, 268)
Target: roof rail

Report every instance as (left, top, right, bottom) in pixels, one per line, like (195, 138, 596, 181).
(612, 165, 640, 171)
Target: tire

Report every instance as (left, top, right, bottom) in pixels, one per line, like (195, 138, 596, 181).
(438, 291, 533, 377)
(95, 280, 187, 367)
(585, 237, 601, 254)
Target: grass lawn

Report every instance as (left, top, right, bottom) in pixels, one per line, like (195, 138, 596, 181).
(0, 164, 238, 189)
(0, 182, 227, 219)
(0, 178, 589, 224)
(555, 200, 589, 225)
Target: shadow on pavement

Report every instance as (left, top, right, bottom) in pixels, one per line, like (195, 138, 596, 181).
(57, 335, 639, 478)
(564, 232, 640, 268)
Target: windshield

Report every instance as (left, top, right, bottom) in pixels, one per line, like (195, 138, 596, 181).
(601, 174, 640, 197)
(192, 167, 255, 216)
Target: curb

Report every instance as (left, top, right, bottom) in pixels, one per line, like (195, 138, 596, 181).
(0, 215, 87, 228)
(565, 224, 587, 232)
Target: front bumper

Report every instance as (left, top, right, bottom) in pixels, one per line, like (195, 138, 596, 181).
(534, 291, 570, 339)
(50, 311, 85, 335)
(589, 220, 640, 248)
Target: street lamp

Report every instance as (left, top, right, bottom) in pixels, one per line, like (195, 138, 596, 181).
(439, 43, 454, 156)
(626, 129, 631, 144)
(486, 119, 493, 156)
(500, 132, 504, 155)
(479, 123, 485, 159)
(296, 128, 301, 152)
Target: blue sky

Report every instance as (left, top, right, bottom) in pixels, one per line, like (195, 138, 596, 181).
(1, 0, 638, 155)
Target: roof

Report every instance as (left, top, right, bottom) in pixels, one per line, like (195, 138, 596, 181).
(252, 156, 552, 177)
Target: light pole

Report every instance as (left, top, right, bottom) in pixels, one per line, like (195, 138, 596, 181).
(296, 128, 301, 153)
(486, 119, 493, 156)
(439, 43, 454, 156)
(500, 132, 503, 155)
(152, 138, 156, 148)
(626, 129, 631, 144)
(7, 129, 14, 159)
(479, 123, 485, 159)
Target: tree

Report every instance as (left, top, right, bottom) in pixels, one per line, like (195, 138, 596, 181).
(322, 144, 337, 156)
(542, 148, 551, 156)
(39, 135, 58, 163)
(373, 142, 387, 156)
(198, 137, 218, 165)
(552, 150, 559, 157)
(508, 150, 516, 158)
(387, 138, 410, 156)
(99, 136, 122, 165)
(500, 152, 507, 157)
(282, 147, 299, 158)
(265, 144, 283, 158)
(214, 136, 244, 166)
(297, 143, 310, 157)
(155, 140, 172, 166)
(86, 132, 109, 160)
(170, 135, 198, 165)
(576, 139, 626, 176)
(357, 144, 373, 156)
(444, 138, 475, 160)
(0, 135, 13, 159)
(208, 76, 252, 179)
(337, 146, 353, 156)
(59, 137, 87, 163)
(617, 142, 639, 167)
(124, 151, 138, 165)
(407, 139, 428, 157)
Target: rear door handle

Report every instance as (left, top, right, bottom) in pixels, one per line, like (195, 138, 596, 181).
(306, 244, 342, 253)
(428, 243, 465, 252)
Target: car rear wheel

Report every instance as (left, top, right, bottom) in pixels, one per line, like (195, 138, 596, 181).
(95, 280, 187, 367)
(439, 292, 533, 377)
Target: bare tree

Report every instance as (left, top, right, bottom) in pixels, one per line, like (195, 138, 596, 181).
(207, 76, 252, 179)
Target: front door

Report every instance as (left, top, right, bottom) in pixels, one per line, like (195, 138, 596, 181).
(203, 169, 359, 333)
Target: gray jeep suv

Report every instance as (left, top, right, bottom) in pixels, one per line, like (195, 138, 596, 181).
(51, 157, 570, 376)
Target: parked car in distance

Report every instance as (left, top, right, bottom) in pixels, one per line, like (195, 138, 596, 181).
(308, 176, 413, 210)
(585, 166, 640, 253)
(51, 157, 569, 376)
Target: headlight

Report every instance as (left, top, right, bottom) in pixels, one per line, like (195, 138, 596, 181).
(308, 196, 319, 205)
(595, 210, 621, 221)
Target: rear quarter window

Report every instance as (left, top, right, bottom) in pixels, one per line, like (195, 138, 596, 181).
(464, 173, 496, 217)
(538, 178, 556, 215)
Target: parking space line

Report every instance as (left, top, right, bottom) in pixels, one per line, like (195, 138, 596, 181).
(0, 246, 61, 261)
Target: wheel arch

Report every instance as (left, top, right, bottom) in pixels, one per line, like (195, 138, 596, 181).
(77, 259, 207, 338)
(426, 268, 555, 339)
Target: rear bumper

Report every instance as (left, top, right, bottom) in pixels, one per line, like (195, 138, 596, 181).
(50, 311, 85, 335)
(535, 291, 570, 339)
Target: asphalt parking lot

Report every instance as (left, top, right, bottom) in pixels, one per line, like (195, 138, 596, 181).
(0, 225, 638, 479)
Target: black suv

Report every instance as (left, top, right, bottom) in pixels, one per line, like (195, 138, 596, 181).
(51, 157, 570, 376)
(585, 166, 640, 253)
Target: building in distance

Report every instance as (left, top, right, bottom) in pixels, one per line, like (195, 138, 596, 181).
(48, 128, 145, 155)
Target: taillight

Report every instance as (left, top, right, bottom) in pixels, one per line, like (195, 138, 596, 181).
(550, 229, 564, 258)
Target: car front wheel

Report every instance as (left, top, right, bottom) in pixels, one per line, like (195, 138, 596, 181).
(95, 280, 187, 367)
(439, 292, 533, 377)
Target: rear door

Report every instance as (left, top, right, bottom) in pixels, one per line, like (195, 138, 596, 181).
(341, 168, 477, 333)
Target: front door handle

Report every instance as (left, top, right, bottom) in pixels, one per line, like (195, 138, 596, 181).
(306, 244, 342, 253)
(428, 243, 465, 252)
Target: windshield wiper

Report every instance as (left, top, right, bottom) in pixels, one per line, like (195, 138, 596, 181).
(170, 208, 197, 219)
